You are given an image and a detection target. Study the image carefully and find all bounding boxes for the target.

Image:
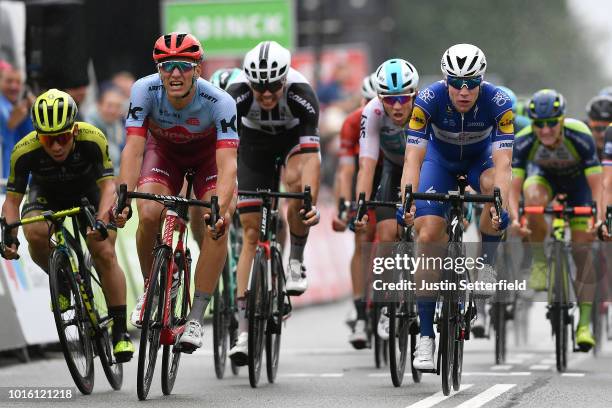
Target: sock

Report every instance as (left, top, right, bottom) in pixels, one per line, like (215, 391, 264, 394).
(418, 301, 436, 338)
(109, 305, 127, 344)
(187, 291, 212, 325)
(578, 302, 592, 329)
(237, 297, 248, 333)
(289, 233, 308, 262)
(354, 298, 366, 321)
(481, 233, 502, 265)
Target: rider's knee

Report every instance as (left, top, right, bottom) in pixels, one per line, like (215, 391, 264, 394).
(23, 224, 49, 249)
(138, 201, 163, 229)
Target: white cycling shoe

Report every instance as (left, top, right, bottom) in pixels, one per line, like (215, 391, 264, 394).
(413, 336, 436, 370)
(229, 331, 248, 366)
(349, 319, 368, 350)
(130, 292, 146, 329)
(286, 259, 308, 296)
(177, 320, 203, 353)
(377, 307, 390, 340)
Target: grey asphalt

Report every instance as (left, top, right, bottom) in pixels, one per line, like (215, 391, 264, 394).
(1, 300, 611, 408)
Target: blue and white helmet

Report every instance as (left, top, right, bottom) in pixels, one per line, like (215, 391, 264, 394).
(374, 59, 419, 95)
(441, 44, 487, 77)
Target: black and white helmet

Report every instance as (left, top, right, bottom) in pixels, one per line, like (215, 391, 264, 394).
(361, 73, 377, 100)
(440, 43, 487, 77)
(243, 41, 291, 83)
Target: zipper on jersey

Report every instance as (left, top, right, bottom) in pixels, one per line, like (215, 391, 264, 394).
(460, 112, 465, 160)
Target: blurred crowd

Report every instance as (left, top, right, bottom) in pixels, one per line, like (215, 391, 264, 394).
(0, 60, 133, 180)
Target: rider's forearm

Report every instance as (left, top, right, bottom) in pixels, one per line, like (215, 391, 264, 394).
(604, 167, 612, 209)
(335, 162, 355, 202)
(1, 193, 24, 230)
(216, 149, 237, 217)
(301, 153, 321, 204)
(97, 179, 118, 224)
(355, 158, 376, 201)
(493, 150, 512, 210)
(118, 137, 144, 192)
(586, 172, 603, 221)
(509, 176, 524, 220)
(400, 146, 426, 202)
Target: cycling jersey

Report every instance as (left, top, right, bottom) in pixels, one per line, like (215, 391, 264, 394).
(125, 74, 238, 197)
(406, 80, 514, 160)
(359, 98, 410, 166)
(338, 107, 363, 165)
(512, 119, 602, 180)
(7, 122, 113, 197)
(226, 67, 320, 153)
(604, 125, 612, 167)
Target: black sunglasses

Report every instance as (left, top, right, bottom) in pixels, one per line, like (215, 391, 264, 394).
(249, 80, 284, 93)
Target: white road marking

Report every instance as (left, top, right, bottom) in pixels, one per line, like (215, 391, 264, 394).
(561, 373, 585, 377)
(454, 384, 516, 408)
(540, 358, 556, 364)
(463, 372, 531, 376)
(320, 373, 344, 378)
(529, 365, 551, 370)
(405, 384, 474, 408)
(491, 365, 513, 370)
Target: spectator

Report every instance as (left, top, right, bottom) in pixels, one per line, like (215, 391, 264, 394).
(85, 85, 126, 172)
(111, 71, 135, 100)
(0, 66, 34, 178)
(64, 85, 88, 120)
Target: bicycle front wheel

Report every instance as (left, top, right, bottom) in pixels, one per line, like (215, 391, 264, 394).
(388, 302, 408, 387)
(493, 302, 507, 365)
(213, 258, 231, 379)
(137, 247, 167, 400)
(551, 243, 568, 373)
(248, 248, 268, 388)
(49, 250, 95, 395)
(162, 250, 189, 395)
(266, 246, 284, 383)
(440, 298, 455, 396)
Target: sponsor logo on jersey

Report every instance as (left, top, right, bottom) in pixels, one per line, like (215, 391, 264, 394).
(152, 167, 170, 176)
(605, 140, 612, 156)
(127, 103, 143, 120)
(148, 85, 162, 91)
(466, 122, 485, 127)
(492, 90, 511, 107)
(220, 115, 237, 133)
(499, 141, 514, 149)
(199, 92, 218, 103)
(236, 91, 250, 104)
(418, 88, 435, 103)
(360, 114, 367, 139)
(186, 118, 200, 126)
(498, 110, 514, 134)
(374, 108, 382, 116)
(409, 106, 427, 131)
(288, 91, 316, 114)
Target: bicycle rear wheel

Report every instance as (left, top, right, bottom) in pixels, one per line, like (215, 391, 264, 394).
(409, 320, 422, 383)
(440, 298, 455, 396)
(137, 247, 166, 400)
(87, 258, 123, 390)
(213, 259, 231, 379)
(388, 302, 408, 387)
(266, 247, 284, 383)
(248, 249, 268, 388)
(49, 250, 95, 395)
(162, 250, 189, 395)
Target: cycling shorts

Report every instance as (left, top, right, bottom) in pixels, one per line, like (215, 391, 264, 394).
(374, 158, 402, 222)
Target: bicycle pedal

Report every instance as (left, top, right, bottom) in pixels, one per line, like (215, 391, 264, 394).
(417, 368, 437, 374)
(173, 342, 196, 354)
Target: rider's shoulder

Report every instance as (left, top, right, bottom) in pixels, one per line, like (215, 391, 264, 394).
(416, 80, 445, 107)
(362, 97, 384, 117)
(515, 125, 534, 139)
(563, 118, 592, 136)
(195, 78, 236, 107)
(12, 131, 41, 155)
(286, 67, 311, 86)
(132, 74, 163, 93)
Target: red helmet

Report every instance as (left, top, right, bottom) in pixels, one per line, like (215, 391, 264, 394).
(152, 32, 203, 63)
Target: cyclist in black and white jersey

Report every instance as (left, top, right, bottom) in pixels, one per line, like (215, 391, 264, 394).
(225, 41, 321, 365)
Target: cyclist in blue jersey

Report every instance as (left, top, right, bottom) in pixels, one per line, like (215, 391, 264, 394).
(399, 44, 512, 370)
(113, 33, 239, 352)
(509, 89, 603, 350)
(602, 127, 612, 240)
(498, 86, 530, 134)
(585, 94, 612, 160)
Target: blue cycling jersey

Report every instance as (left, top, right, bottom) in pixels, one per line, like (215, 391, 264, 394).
(406, 80, 514, 160)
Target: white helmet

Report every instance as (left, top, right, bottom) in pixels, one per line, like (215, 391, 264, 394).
(440, 43, 487, 77)
(361, 73, 377, 100)
(374, 58, 419, 95)
(243, 41, 291, 83)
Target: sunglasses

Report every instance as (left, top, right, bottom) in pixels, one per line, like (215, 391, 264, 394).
(38, 132, 73, 147)
(380, 93, 416, 106)
(591, 125, 608, 133)
(533, 117, 562, 128)
(447, 76, 483, 90)
(158, 60, 197, 74)
(249, 80, 284, 93)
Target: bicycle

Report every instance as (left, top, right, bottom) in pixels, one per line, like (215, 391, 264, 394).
(116, 170, 219, 400)
(212, 212, 241, 378)
(238, 159, 312, 388)
(519, 198, 597, 372)
(355, 190, 421, 386)
(401, 179, 501, 396)
(0, 199, 122, 395)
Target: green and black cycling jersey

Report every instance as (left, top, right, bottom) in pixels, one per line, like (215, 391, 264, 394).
(6, 122, 114, 198)
(512, 118, 602, 180)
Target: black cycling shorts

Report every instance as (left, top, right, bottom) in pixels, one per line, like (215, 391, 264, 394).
(373, 158, 402, 221)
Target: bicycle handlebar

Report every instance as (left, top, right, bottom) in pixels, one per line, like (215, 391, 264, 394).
(238, 186, 313, 215)
(518, 202, 597, 218)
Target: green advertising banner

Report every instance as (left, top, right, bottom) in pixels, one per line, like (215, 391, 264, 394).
(164, 0, 295, 56)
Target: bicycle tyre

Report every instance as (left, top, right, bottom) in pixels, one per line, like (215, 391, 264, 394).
(388, 302, 408, 387)
(552, 242, 568, 373)
(86, 261, 123, 391)
(409, 327, 422, 383)
(136, 247, 166, 400)
(213, 259, 231, 379)
(373, 304, 388, 368)
(266, 246, 284, 383)
(162, 250, 189, 395)
(493, 303, 507, 365)
(248, 248, 268, 388)
(440, 298, 454, 396)
(49, 250, 95, 395)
